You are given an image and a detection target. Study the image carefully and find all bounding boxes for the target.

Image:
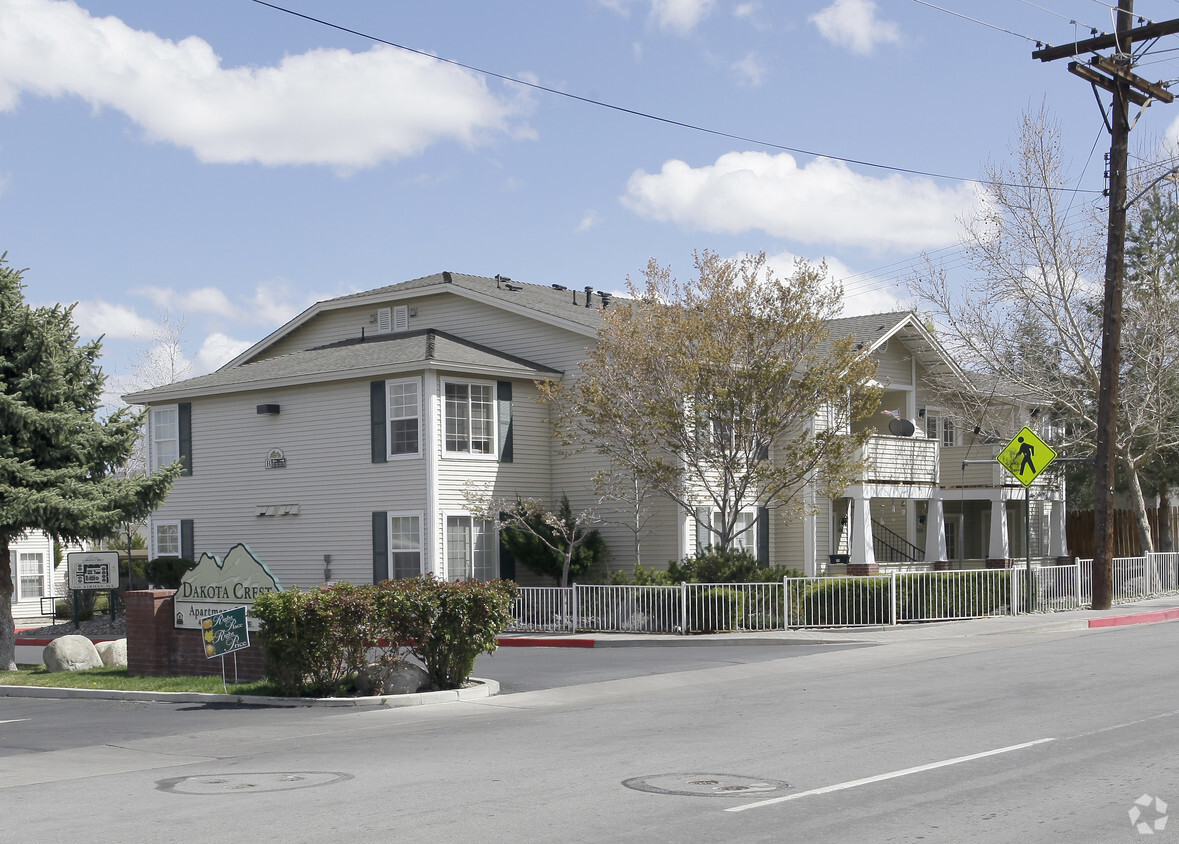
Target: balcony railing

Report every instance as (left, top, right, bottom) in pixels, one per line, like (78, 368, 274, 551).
(857, 435, 939, 486)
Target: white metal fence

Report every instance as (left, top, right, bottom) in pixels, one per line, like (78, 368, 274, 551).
(508, 553, 1179, 633)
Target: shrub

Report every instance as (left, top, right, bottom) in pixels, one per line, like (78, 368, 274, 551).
(612, 549, 802, 585)
(253, 584, 375, 697)
(253, 576, 517, 696)
(687, 586, 745, 633)
(396, 576, 517, 690)
(499, 494, 609, 584)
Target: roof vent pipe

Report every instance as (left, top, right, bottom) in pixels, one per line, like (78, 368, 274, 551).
(584, 286, 594, 308)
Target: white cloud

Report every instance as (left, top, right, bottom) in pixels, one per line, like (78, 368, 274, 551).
(577, 210, 602, 232)
(651, 0, 715, 33)
(623, 150, 978, 252)
(245, 279, 320, 326)
(136, 285, 239, 320)
(732, 53, 767, 87)
(71, 300, 158, 340)
(0, 0, 525, 168)
(599, 0, 714, 33)
(809, 0, 901, 56)
(195, 332, 251, 374)
(762, 250, 911, 316)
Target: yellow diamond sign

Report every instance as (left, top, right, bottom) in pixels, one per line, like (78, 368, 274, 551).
(997, 426, 1057, 487)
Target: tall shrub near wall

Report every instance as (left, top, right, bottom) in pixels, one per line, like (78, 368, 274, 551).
(398, 576, 517, 690)
(253, 576, 517, 696)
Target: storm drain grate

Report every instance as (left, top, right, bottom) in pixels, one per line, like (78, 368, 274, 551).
(156, 771, 353, 795)
(623, 773, 790, 798)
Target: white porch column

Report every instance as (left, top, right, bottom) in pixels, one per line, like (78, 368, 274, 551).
(850, 493, 875, 566)
(924, 494, 948, 563)
(987, 498, 1010, 563)
(1048, 498, 1068, 560)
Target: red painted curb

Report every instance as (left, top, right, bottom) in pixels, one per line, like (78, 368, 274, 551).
(496, 637, 595, 648)
(14, 636, 122, 646)
(1088, 608, 1179, 629)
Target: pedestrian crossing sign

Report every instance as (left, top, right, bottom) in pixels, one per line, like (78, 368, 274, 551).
(997, 426, 1057, 487)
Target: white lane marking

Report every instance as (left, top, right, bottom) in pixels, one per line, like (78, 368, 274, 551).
(725, 737, 1056, 813)
(0, 719, 29, 725)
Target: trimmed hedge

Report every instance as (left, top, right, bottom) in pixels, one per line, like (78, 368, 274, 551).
(253, 575, 517, 697)
(786, 571, 1016, 626)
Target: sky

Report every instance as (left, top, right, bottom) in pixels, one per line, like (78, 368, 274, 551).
(4, 0, 1179, 402)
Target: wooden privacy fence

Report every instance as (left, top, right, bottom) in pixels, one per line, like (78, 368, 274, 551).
(1067, 507, 1179, 558)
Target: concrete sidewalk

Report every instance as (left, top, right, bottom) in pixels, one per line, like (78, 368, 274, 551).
(496, 593, 1179, 648)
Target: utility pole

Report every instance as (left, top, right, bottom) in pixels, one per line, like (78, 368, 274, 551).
(1033, 1, 1177, 610)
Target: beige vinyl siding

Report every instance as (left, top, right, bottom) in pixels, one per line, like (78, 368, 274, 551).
(773, 507, 806, 571)
(874, 342, 913, 386)
(150, 379, 429, 591)
(255, 293, 597, 373)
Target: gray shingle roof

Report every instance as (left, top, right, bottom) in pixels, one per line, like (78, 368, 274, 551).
(124, 329, 562, 403)
(331, 271, 616, 331)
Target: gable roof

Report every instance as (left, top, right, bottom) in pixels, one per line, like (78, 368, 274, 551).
(227, 271, 617, 370)
(124, 328, 563, 404)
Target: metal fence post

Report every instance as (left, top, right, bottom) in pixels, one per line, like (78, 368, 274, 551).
(572, 583, 580, 633)
(680, 582, 688, 635)
(1074, 557, 1082, 609)
(889, 571, 897, 626)
(1146, 552, 1154, 597)
(782, 575, 789, 629)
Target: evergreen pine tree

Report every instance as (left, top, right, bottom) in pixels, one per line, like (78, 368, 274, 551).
(0, 255, 178, 669)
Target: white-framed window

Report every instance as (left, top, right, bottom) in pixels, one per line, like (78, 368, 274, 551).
(715, 509, 758, 553)
(925, 413, 957, 447)
(151, 405, 179, 471)
(388, 513, 424, 579)
(16, 551, 45, 601)
(446, 515, 497, 581)
(386, 378, 421, 457)
(443, 380, 496, 456)
(154, 520, 181, 558)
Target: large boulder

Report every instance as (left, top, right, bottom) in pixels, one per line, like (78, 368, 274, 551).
(355, 661, 432, 696)
(43, 635, 103, 672)
(95, 639, 128, 668)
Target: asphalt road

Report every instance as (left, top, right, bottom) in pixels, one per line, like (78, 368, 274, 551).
(4, 624, 1179, 842)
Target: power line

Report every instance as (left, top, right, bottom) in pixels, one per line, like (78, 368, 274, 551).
(247, 0, 1103, 195)
(911, 0, 1044, 43)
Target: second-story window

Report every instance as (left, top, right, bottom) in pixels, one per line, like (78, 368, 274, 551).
(151, 405, 179, 471)
(444, 381, 495, 455)
(386, 378, 421, 457)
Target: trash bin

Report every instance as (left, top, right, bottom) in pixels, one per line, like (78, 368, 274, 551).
(828, 554, 850, 566)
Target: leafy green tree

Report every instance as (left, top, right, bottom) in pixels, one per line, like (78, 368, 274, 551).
(0, 255, 178, 669)
(541, 250, 880, 551)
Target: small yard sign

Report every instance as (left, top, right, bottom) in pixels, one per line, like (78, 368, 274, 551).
(996, 426, 1057, 488)
(201, 606, 251, 659)
(67, 551, 120, 590)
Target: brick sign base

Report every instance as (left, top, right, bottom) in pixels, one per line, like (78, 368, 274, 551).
(125, 590, 265, 682)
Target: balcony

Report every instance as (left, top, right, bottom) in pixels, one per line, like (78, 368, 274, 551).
(856, 434, 939, 487)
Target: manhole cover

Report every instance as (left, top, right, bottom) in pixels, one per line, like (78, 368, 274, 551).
(622, 773, 790, 798)
(156, 771, 352, 795)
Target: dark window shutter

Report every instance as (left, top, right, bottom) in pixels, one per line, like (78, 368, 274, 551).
(372, 511, 388, 583)
(498, 529, 516, 581)
(695, 507, 710, 553)
(756, 507, 770, 565)
(370, 381, 387, 463)
(497, 381, 513, 462)
(178, 403, 192, 476)
(180, 519, 194, 561)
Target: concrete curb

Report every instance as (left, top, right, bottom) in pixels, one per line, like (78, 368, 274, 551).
(0, 677, 499, 708)
(1089, 607, 1179, 629)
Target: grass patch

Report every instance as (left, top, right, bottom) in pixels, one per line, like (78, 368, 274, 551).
(1, 665, 279, 696)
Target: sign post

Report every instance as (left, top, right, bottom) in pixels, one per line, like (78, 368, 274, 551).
(66, 551, 120, 630)
(996, 427, 1058, 613)
(201, 605, 251, 691)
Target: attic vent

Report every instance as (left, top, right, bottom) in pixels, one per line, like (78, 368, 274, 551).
(376, 307, 392, 334)
(392, 305, 409, 331)
(879, 338, 889, 353)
